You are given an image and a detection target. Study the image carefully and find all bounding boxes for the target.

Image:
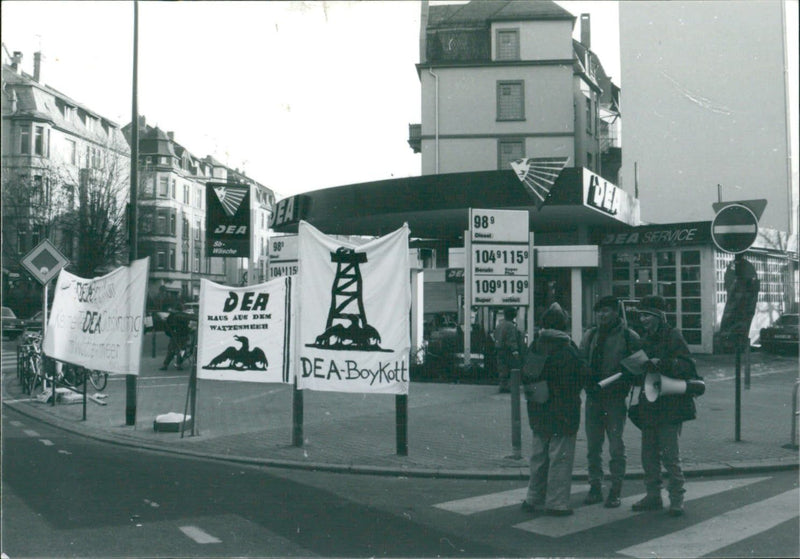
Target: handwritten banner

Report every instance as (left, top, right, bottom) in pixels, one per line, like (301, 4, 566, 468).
(42, 258, 149, 375)
(296, 221, 410, 394)
(196, 276, 293, 383)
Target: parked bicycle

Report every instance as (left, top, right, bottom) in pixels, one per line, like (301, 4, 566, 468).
(62, 363, 108, 391)
(18, 331, 45, 396)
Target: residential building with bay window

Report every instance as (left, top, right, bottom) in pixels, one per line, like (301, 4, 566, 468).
(123, 116, 275, 307)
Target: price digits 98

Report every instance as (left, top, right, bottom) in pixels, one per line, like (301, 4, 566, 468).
(474, 248, 529, 264)
(474, 279, 529, 294)
(473, 214, 495, 229)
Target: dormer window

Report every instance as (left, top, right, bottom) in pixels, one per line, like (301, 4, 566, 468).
(496, 29, 520, 61)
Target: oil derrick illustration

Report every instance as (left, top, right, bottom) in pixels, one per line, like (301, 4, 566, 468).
(308, 246, 388, 351)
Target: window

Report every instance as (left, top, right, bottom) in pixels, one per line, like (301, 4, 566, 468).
(182, 249, 189, 272)
(194, 248, 201, 273)
(20, 126, 30, 154)
(170, 212, 176, 235)
(171, 179, 176, 199)
(498, 139, 524, 170)
(496, 29, 520, 61)
(183, 184, 190, 204)
(195, 219, 201, 240)
(587, 152, 593, 171)
(63, 184, 75, 210)
(157, 250, 167, 269)
(182, 216, 189, 240)
(585, 97, 593, 134)
(497, 81, 524, 121)
(31, 224, 43, 247)
(157, 214, 167, 235)
(158, 177, 169, 197)
(169, 248, 176, 270)
(65, 139, 77, 164)
(34, 126, 48, 156)
(17, 226, 26, 253)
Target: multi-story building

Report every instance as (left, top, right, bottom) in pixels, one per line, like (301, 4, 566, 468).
(123, 117, 275, 307)
(1, 50, 130, 317)
(411, 2, 620, 184)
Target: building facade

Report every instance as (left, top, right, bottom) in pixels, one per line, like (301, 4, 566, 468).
(2, 50, 130, 317)
(123, 117, 275, 307)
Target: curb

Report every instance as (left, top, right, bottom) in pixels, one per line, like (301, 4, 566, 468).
(5, 399, 798, 480)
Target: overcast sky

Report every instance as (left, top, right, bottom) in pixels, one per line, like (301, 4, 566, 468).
(1, 1, 796, 202)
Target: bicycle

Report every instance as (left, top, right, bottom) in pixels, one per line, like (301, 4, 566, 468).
(60, 363, 108, 391)
(18, 331, 45, 396)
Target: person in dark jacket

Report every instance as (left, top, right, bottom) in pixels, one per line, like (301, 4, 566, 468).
(160, 307, 192, 371)
(631, 295, 695, 517)
(494, 307, 522, 393)
(580, 296, 641, 508)
(520, 303, 590, 516)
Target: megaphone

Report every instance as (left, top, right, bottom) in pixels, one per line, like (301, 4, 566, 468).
(644, 373, 706, 402)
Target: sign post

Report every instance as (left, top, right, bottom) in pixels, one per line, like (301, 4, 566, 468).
(468, 208, 530, 460)
(712, 200, 765, 442)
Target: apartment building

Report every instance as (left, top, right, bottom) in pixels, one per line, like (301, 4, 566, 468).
(123, 117, 275, 306)
(1, 50, 130, 316)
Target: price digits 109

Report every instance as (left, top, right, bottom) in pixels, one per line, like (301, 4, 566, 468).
(475, 279, 529, 294)
(474, 248, 529, 264)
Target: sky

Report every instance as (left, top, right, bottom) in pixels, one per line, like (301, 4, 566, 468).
(1, 1, 796, 203)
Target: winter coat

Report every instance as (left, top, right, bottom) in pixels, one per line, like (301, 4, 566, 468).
(580, 319, 641, 401)
(523, 329, 589, 437)
(494, 318, 522, 368)
(637, 321, 696, 426)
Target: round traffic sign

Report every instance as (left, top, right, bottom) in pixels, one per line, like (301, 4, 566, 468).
(711, 203, 759, 254)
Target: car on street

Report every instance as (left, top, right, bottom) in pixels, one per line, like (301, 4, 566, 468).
(20, 310, 45, 333)
(759, 313, 799, 354)
(2, 306, 24, 340)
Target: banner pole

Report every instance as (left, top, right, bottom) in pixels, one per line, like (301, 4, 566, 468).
(396, 394, 408, 455)
(292, 377, 304, 447)
(735, 336, 742, 441)
(181, 365, 192, 439)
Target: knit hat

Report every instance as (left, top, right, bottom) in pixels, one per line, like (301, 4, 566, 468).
(541, 302, 568, 331)
(593, 295, 619, 312)
(638, 295, 667, 321)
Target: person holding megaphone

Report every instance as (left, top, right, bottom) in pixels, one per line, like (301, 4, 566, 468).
(629, 295, 702, 517)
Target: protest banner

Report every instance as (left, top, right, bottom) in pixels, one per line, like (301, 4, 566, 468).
(196, 276, 293, 383)
(42, 258, 149, 375)
(296, 221, 410, 394)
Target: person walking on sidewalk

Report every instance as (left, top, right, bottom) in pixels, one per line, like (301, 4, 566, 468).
(494, 307, 523, 393)
(160, 306, 192, 371)
(631, 295, 695, 517)
(581, 296, 641, 508)
(521, 303, 590, 516)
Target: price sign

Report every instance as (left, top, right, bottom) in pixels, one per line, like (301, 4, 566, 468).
(469, 208, 530, 306)
(268, 234, 298, 279)
(470, 208, 529, 243)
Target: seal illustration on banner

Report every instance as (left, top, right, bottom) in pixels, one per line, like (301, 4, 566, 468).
(306, 246, 390, 352)
(203, 335, 269, 370)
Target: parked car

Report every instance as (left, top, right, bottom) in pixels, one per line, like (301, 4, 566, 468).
(759, 314, 799, 354)
(20, 310, 45, 333)
(2, 307, 24, 340)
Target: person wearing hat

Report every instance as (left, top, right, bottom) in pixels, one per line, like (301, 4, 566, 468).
(579, 295, 641, 508)
(631, 294, 694, 517)
(520, 302, 590, 516)
(494, 307, 523, 393)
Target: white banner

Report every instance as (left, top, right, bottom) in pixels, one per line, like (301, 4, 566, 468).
(196, 276, 293, 383)
(42, 258, 149, 375)
(296, 221, 410, 394)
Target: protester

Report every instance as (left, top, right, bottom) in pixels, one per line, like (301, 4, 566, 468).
(631, 295, 695, 517)
(520, 302, 589, 516)
(580, 295, 641, 508)
(160, 305, 192, 371)
(494, 307, 522, 393)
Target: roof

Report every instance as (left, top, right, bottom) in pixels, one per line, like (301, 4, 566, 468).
(428, 0, 574, 29)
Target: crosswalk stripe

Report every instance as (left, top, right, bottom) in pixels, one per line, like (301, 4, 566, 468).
(617, 488, 799, 558)
(435, 486, 588, 515)
(23, 429, 40, 438)
(179, 525, 222, 544)
(513, 477, 769, 538)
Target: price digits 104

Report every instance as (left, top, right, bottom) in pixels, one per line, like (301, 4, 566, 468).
(474, 249, 529, 264)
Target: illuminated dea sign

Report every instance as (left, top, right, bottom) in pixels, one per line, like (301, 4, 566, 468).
(206, 183, 251, 257)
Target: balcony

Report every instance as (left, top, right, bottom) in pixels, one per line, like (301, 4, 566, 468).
(408, 123, 421, 154)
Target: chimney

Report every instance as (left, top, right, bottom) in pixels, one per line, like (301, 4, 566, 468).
(33, 51, 42, 82)
(420, 0, 430, 64)
(11, 51, 23, 73)
(580, 14, 591, 49)
(167, 131, 174, 141)
(137, 115, 146, 130)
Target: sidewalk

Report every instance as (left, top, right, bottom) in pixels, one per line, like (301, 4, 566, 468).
(3, 348, 798, 479)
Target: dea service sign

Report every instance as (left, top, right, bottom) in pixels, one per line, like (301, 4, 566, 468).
(206, 183, 251, 257)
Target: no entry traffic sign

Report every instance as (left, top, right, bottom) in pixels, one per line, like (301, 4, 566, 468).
(711, 203, 759, 254)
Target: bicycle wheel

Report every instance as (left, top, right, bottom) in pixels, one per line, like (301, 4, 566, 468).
(62, 364, 85, 389)
(88, 370, 108, 391)
(20, 354, 33, 394)
(27, 357, 46, 397)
